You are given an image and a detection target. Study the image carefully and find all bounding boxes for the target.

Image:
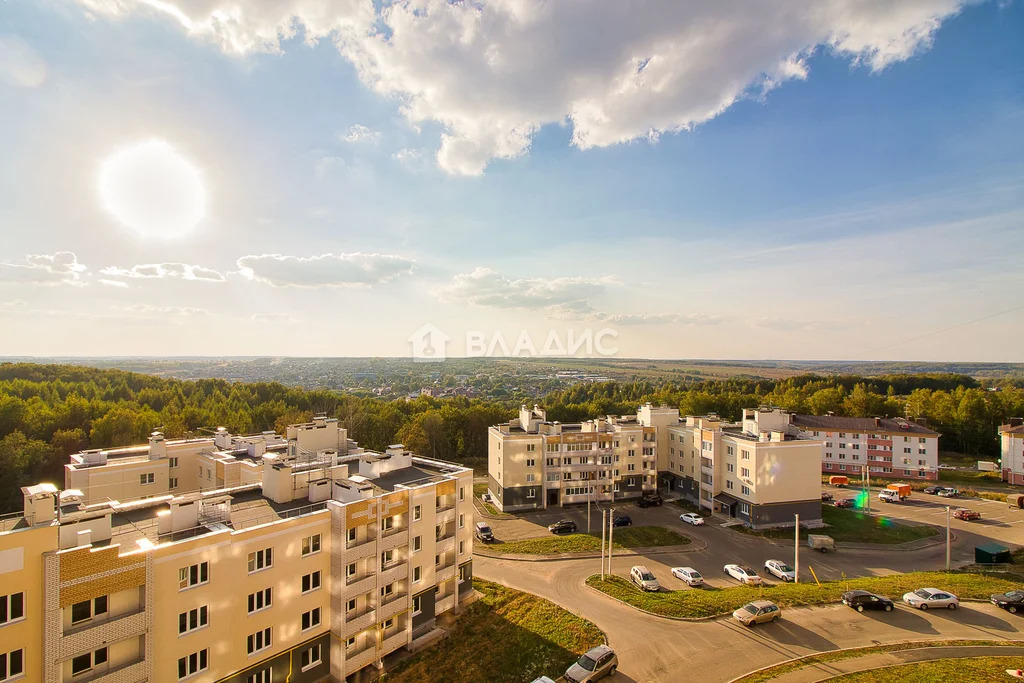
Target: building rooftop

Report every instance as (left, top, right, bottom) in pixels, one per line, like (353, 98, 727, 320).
(790, 414, 938, 436)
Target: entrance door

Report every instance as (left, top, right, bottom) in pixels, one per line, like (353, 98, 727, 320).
(547, 489, 559, 506)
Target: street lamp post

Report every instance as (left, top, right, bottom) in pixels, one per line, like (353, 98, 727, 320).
(794, 513, 800, 584)
(607, 507, 615, 575)
(946, 505, 951, 571)
(600, 508, 607, 581)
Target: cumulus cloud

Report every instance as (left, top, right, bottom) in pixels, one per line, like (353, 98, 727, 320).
(341, 124, 381, 143)
(236, 252, 415, 288)
(100, 263, 226, 281)
(0, 252, 87, 286)
(392, 148, 426, 169)
(437, 267, 615, 310)
(0, 34, 48, 88)
(72, 0, 968, 174)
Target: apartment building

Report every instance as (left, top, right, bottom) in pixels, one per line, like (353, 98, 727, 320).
(487, 404, 661, 512)
(1000, 418, 1024, 485)
(0, 418, 474, 683)
(664, 412, 823, 529)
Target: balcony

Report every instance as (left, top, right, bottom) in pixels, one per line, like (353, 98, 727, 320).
(83, 659, 147, 683)
(343, 608, 377, 638)
(381, 631, 409, 656)
(700, 465, 713, 477)
(344, 573, 376, 597)
(435, 593, 456, 615)
(346, 537, 377, 561)
(436, 562, 456, 584)
(380, 529, 409, 553)
(344, 644, 377, 675)
(435, 535, 455, 556)
(379, 593, 408, 620)
(436, 507, 456, 526)
(380, 562, 408, 586)
(60, 609, 147, 659)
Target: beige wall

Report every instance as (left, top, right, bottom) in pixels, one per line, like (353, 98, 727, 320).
(0, 523, 58, 683)
(750, 441, 822, 504)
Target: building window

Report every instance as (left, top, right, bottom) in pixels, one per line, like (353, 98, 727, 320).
(302, 534, 321, 556)
(346, 637, 356, 648)
(380, 583, 394, 598)
(904, 447, 911, 453)
(247, 588, 272, 614)
(413, 535, 421, 552)
(301, 642, 322, 668)
(302, 571, 321, 593)
(139, 472, 155, 486)
(346, 599, 356, 612)
(839, 433, 846, 438)
(526, 489, 536, 499)
(247, 669, 271, 683)
(247, 627, 272, 655)
(413, 505, 421, 521)
(741, 450, 750, 460)
(526, 474, 535, 482)
(627, 463, 635, 472)
(741, 485, 751, 496)
(381, 550, 394, 569)
(852, 444, 860, 450)
(739, 503, 750, 515)
(247, 548, 273, 573)
(301, 607, 321, 631)
(627, 477, 635, 487)
(839, 443, 846, 449)
(726, 446, 734, 455)
(0, 593, 25, 625)
(740, 468, 750, 478)
(726, 480, 733, 490)
(458, 513, 464, 528)
(177, 649, 209, 680)
(178, 605, 208, 635)
(919, 437, 927, 444)
(71, 647, 107, 676)
(347, 562, 357, 578)
(347, 527, 357, 543)
(904, 469, 912, 476)
(169, 477, 178, 488)
(413, 566, 421, 582)
(179, 562, 209, 590)
(459, 486, 465, 501)
(459, 563, 471, 583)
(70, 596, 107, 625)
(526, 444, 536, 452)
(919, 449, 927, 455)
(413, 595, 422, 614)
(0, 650, 24, 682)
(459, 540, 465, 554)
(838, 464, 846, 471)
(526, 458, 535, 467)
(169, 457, 179, 468)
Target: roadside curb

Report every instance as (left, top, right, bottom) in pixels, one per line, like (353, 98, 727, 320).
(758, 525, 956, 552)
(727, 641, 1024, 683)
(472, 498, 513, 521)
(474, 537, 706, 562)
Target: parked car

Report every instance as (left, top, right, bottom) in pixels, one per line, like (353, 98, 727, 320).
(937, 487, 960, 498)
(724, 564, 762, 585)
(637, 493, 663, 508)
(808, 534, 836, 553)
(671, 566, 704, 586)
(991, 590, 1024, 614)
(613, 514, 633, 527)
(733, 600, 781, 626)
(548, 519, 577, 534)
(821, 491, 834, 502)
(474, 522, 494, 542)
(878, 489, 901, 503)
(530, 678, 557, 683)
(764, 559, 796, 582)
(564, 645, 617, 683)
(842, 590, 894, 612)
(938, 464, 956, 470)
(903, 588, 959, 610)
(833, 498, 855, 509)
(630, 565, 660, 591)
(481, 492, 493, 503)
(679, 512, 705, 526)
(952, 508, 981, 521)
(923, 485, 944, 494)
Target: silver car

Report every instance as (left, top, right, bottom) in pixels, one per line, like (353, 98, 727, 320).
(565, 644, 618, 682)
(903, 587, 959, 610)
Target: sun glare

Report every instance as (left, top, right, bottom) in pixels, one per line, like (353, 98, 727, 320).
(98, 140, 206, 239)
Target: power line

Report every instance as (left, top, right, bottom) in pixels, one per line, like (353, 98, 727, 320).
(853, 303, 1024, 359)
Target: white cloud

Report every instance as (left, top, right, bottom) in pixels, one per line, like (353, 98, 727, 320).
(236, 252, 415, 288)
(548, 303, 724, 326)
(392, 148, 425, 169)
(341, 124, 381, 143)
(99, 279, 130, 288)
(100, 263, 226, 281)
(0, 299, 28, 309)
(109, 304, 211, 317)
(0, 252, 87, 286)
(73, 0, 968, 174)
(251, 312, 292, 323)
(0, 34, 48, 88)
(437, 267, 616, 310)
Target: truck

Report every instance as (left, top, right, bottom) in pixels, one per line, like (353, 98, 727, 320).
(808, 534, 836, 553)
(828, 475, 849, 487)
(977, 461, 998, 472)
(886, 483, 912, 500)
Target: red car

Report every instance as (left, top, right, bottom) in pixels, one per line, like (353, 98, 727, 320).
(952, 508, 981, 521)
(833, 498, 855, 508)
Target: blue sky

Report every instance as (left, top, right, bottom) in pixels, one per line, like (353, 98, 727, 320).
(1, 0, 1022, 360)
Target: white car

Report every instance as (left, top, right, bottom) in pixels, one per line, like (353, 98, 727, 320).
(938, 464, 956, 470)
(937, 488, 960, 498)
(679, 512, 705, 526)
(671, 567, 704, 586)
(764, 559, 796, 582)
(724, 564, 762, 585)
(903, 588, 959, 610)
(630, 565, 660, 592)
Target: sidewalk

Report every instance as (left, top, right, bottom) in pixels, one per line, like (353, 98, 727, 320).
(767, 645, 1024, 683)
(474, 539, 706, 562)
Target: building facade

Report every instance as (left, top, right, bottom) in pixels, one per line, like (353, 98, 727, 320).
(0, 418, 474, 683)
(1000, 418, 1024, 486)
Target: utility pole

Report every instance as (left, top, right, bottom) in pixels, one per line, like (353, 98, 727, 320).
(607, 507, 615, 575)
(600, 509, 607, 581)
(794, 513, 800, 584)
(946, 505, 951, 571)
(864, 465, 871, 513)
(587, 483, 591, 534)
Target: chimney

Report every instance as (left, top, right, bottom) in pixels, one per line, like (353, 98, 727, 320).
(1009, 417, 1024, 428)
(873, 417, 881, 428)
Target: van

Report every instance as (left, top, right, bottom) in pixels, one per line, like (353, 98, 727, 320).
(886, 483, 912, 500)
(829, 476, 849, 487)
(630, 565, 660, 591)
(474, 522, 494, 542)
(878, 489, 900, 503)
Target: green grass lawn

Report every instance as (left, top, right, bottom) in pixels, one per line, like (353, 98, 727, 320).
(384, 578, 604, 683)
(473, 482, 514, 518)
(672, 498, 703, 514)
(829, 656, 1024, 682)
(734, 505, 938, 544)
(486, 526, 690, 555)
(586, 571, 1021, 620)
(735, 640, 1022, 683)
(823, 475, 1010, 502)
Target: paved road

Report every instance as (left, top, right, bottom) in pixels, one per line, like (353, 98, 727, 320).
(475, 552, 1024, 682)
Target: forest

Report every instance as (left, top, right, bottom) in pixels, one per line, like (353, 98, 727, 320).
(1, 363, 1022, 512)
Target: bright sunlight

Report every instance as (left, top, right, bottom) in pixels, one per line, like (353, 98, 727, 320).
(98, 139, 206, 239)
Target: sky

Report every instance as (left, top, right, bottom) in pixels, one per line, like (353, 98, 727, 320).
(0, 0, 1022, 361)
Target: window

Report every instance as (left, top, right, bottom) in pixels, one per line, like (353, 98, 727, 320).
(380, 583, 394, 598)
(459, 540, 465, 555)
(381, 516, 394, 532)
(169, 477, 178, 488)
(301, 607, 321, 631)
(741, 450, 750, 460)
(839, 443, 846, 449)
(169, 457, 179, 468)
(247, 669, 271, 683)
(71, 596, 107, 624)
(726, 480, 733, 490)
(347, 562, 357, 578)
(381, 550, 394, 568)
(739, 503, 750, 515)
(526, 444, 536, 452)
(178, 649, 209, 680)
(413, 505, 421, 521)
(0, 593, 24, 625)
(919, 437, 927, 444)
(741, 485, 751, 496)
(179, 562, 209, 590)
(72, 647, 107, 676)
(302, 571, 321, 593)
(459, 563, 471, 582)
(178, 605, 209, 635)
(458, 513, 464, 528)
(626, 477, 635, 487)
(852, 444, 860, 450)
(904, 447, 912, 453)
(247, 588, 272, 614)
(413, 535, 421, 552)
(302, 534, 321, 556)
(300, 643, 322, 672)
(526, 489, 536, 499)
(904, 469, 912, 476)
(919, 448, 927, 455)
(726, 463, 734, 473)
(413, 566, 422, 582)
(0, 650, 24, 682)
(726, 446, 734, 455)
(740, 468, 750, 478)
(839, 433, 846, 438)
(247, 627, 272, 655)
(627, 463, 635, 472)
(247, 548, 272, 573)
(346, 637, 356, 648)
(526, 474, 535, 482)
(346, 599, 356, 612)
(139, 472, 155, 485)
(347, 527, 357, 543)
(434, 554, 441, 567)
(459, 486, 465, 501)
(381, 618, 394, 630)
(413, 595, 422, 614)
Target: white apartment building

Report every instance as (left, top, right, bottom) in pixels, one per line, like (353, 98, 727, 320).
(1000, 418, 1024, 485)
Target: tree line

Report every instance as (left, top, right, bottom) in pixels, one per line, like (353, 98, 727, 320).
(0, 363, 1021, 512)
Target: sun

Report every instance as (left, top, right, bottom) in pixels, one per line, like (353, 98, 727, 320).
(98, 140, 206, 239)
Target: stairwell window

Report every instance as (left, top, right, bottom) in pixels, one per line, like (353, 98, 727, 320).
(140, 472, 155, 485)
(302, 534, 321, 556)
(413, 505, 421, 521)
(179, 562, 209, 590)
